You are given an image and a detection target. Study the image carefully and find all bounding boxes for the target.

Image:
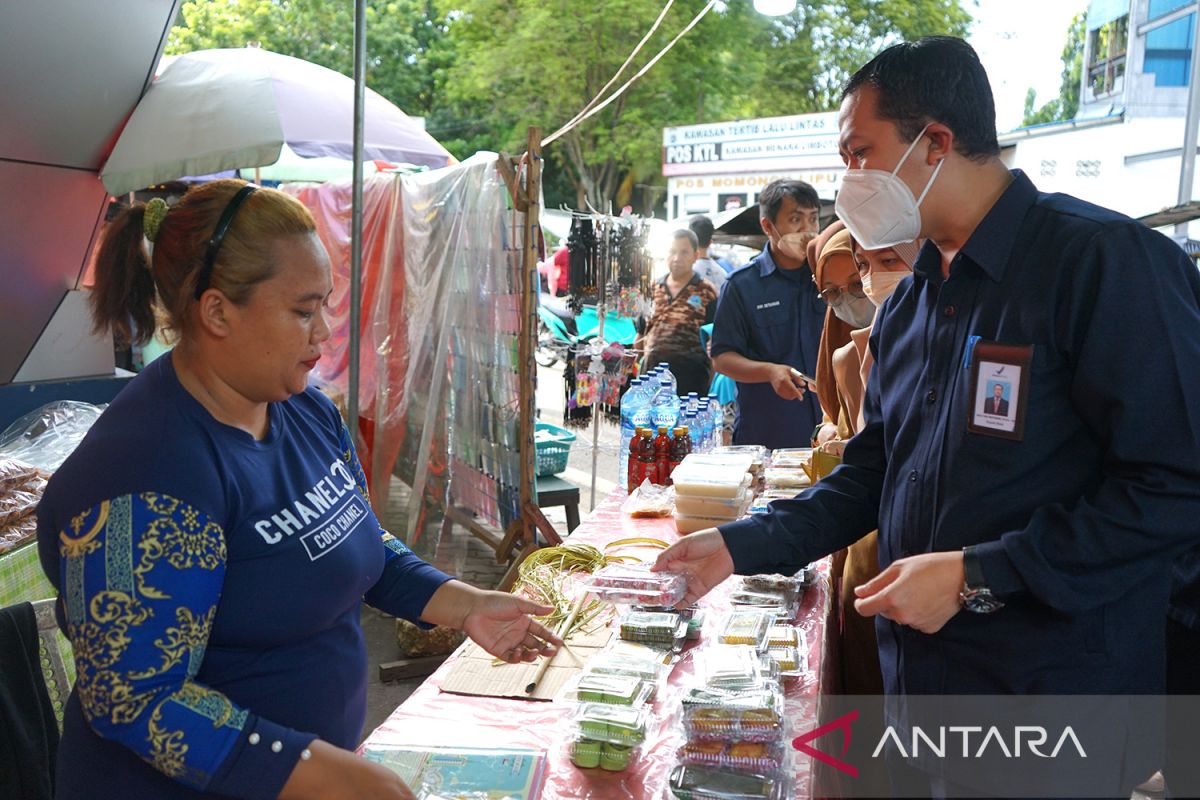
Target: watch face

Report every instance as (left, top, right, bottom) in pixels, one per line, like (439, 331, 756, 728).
(960, 588, 1005, 614)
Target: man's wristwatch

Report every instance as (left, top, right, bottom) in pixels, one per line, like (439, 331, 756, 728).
(959, 545, 1004, 613)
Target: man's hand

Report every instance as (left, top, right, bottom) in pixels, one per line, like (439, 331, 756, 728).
(853, 551, 965, 634)
(460, 590, 563, 663)
(768, 364, 808, 401)
(651, 529, 735, 606)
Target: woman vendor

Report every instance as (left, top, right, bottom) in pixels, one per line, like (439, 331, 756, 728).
(37, 180, 562, 800)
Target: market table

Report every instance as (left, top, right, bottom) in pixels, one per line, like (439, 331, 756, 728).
(360, 490, 836, 799)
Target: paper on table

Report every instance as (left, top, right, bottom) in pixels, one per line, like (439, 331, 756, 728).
(440, 624, 613, 701)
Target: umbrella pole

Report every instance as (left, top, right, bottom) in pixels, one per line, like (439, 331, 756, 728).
(348, 0, 367, 449)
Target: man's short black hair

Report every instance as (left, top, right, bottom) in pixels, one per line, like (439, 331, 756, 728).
(757, 180, 820, 224)
(842, 36, 1000, 162)
(673, 228, 700, 250)
(689, 215, 715, 249)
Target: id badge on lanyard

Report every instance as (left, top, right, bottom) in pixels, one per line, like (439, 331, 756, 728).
(964, 338, 1033, 441)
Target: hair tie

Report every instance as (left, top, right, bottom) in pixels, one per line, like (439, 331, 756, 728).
(143, 197, 169, 243)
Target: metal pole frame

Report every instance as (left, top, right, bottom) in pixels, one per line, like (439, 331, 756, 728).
(349, 0, 367, 443)
(1175, 1, 1200, 236)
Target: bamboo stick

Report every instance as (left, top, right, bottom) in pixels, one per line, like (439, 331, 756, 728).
(525, 593, 586, 695)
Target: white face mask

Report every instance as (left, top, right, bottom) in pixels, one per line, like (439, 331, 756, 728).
(835, 124, 943, 249)
(861, 270, 909, 307)
(829, 292, 875, 328)
(773, 231, 812, 262)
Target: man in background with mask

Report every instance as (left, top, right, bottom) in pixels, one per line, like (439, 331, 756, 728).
(656, 35, 1200, 796)
(710, 180, 826, 449)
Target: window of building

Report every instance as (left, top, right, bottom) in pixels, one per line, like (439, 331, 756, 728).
(1144, 12, 1194, 86)
(1149, 0, 1192, 20)
(1088, 15, 1128, 98)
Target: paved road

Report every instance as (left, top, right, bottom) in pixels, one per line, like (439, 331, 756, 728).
(535, 361, 621, 514)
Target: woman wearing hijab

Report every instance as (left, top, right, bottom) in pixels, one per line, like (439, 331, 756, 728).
(805, 222, 864, 445)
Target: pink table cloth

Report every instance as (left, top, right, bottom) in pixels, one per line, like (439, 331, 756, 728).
(360, 490, 835, 799)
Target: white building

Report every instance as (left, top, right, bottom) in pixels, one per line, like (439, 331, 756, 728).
(1000, 0, 1199, 245)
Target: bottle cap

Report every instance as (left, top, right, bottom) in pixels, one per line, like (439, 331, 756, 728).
(673, 426, 688, 436)
(657, 425, 669, 434)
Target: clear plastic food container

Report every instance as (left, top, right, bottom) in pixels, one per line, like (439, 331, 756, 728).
(677, 739, 787, 775)
(711, 445, 769, 472)
(584, 564, 687, 606)
(762, 467, 812, 490)
(766, 625, 798, 649)
(698, 645, 767, 690)
(619, 610, 688, 648)
(682, 685, 785, 742)
(674, 488, 751, 518)
(668, 763, 785, 800)
(766, 448, 813, 468)
(562, 672, 652, 707)
(675, 511, 747, 535)
(718, 610, 774, 650)
(569, 735, 640, 771)
(767, 645, 804, 676)
(572, 702, 649, 746)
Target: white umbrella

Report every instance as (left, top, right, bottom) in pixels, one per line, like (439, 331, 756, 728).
(101, 47, 450, 195)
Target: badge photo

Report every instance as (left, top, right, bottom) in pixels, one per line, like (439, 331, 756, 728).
(967, 340, 1032, 441)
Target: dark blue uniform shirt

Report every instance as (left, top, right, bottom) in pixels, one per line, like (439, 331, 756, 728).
(710, 244, 826, 448)
(721, 171, 1200, 696)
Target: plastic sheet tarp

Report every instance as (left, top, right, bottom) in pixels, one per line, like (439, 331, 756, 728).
(359, 491, 833, 799)
(0, 400, 105, 473)
(286, 154, 533, 558)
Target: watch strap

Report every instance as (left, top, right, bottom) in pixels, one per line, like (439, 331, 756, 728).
(963, 545, 987, 590)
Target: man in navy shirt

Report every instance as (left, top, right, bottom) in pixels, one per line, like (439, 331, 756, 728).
(710, 180, 826, 449)
(657, 36, 1200, 795)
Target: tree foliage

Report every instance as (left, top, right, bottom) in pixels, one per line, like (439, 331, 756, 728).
(1022, 11, 1085, 127)
(167, 0, 973, 213)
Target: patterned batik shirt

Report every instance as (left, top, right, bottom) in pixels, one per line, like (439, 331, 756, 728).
(644, 272, 718, 359)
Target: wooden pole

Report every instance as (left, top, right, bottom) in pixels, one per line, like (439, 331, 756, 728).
(512, 127, 544, 562)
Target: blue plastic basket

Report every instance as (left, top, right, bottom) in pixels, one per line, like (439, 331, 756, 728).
(534, 421, 576, 476)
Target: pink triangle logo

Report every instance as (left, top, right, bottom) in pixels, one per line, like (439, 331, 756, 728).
(792, 709, 860, 778)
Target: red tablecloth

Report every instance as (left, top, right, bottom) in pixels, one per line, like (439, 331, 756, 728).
(360, 490, 835, 799)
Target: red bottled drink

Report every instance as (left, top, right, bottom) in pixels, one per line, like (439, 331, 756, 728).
(668, 425, 691, 481)
(628, 427, 647, 489)
(637, 428, 659, 486)
(653, 425, 671, 486)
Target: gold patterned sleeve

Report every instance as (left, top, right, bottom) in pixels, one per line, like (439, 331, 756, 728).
(56, 493, 271, 791)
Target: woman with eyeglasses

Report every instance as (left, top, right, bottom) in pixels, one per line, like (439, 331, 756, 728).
(37, 180, 561, 800)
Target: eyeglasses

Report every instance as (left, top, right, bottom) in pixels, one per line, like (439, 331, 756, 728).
(817, 280, 866, 305)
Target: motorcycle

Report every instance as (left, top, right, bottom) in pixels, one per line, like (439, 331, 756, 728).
(536, 293, 638, 367)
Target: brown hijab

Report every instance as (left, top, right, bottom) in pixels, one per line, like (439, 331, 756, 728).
(807, 222, 855, 425)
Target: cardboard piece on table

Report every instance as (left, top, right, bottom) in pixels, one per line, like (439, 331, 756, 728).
(439, 624, 613, 701)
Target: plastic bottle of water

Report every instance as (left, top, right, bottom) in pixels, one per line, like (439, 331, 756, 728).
(651, 364, 681, 429)
(683, 411, 703, 453)
(696, 398, 710, 453)
(685, 392, 700, 416)
(706, 393, 723, 449)
(619, 378, 652, 490)
(642, 367, 661, 402)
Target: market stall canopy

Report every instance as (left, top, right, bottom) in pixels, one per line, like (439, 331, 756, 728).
(705, 199, 836, 249)
(0, 0, 181, 385)
(101, 47, 453, 196)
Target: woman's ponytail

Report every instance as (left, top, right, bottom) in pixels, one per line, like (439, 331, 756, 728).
(89, 203, 158, 347)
